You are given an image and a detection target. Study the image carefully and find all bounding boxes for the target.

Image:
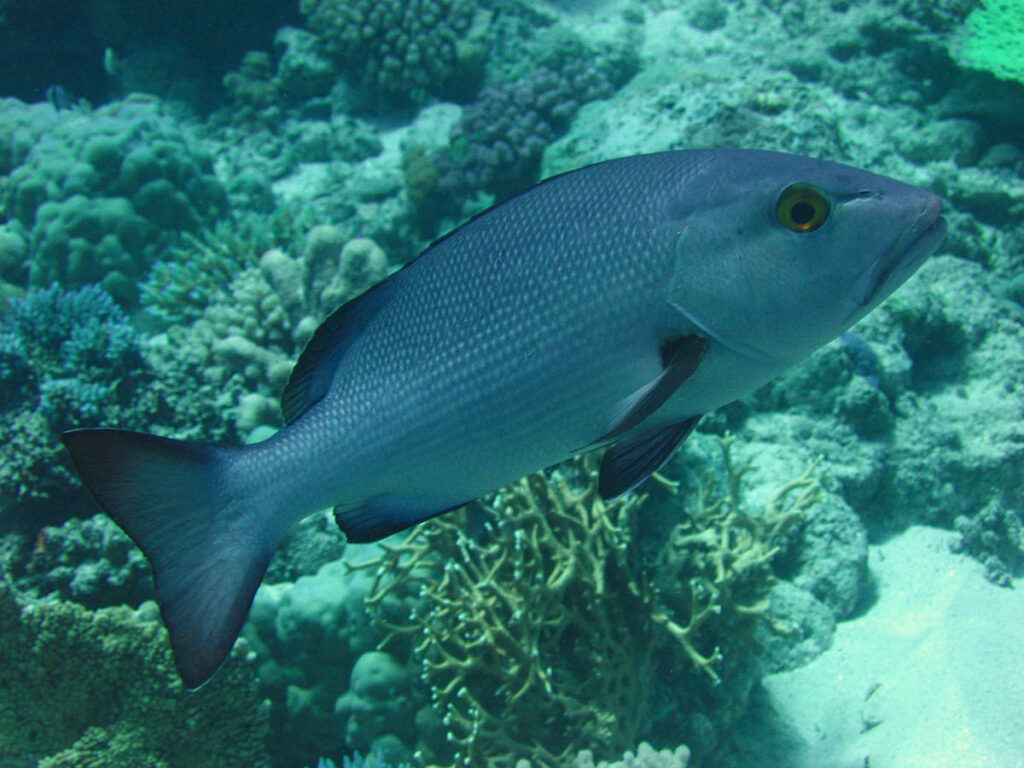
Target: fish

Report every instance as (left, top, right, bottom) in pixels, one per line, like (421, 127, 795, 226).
(61, 149, 947, 688)
(45, 84, 75, 111)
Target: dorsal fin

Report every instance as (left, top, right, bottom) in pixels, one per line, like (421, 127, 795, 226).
(280, 280, 393, 425)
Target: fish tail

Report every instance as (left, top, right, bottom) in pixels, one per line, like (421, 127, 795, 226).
(61, 428, 281, 689)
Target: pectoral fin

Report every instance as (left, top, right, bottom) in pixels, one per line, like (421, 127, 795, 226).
(598, 416, 701, 500)
(600, 334, 708, 442)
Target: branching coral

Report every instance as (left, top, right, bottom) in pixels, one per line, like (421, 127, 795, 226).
(143, 230, 389, 439)
(357, 455, 656, 767)
(652, 435, 822, 686)
(355, 439, 821, 767)
(0, 284, 146, 503)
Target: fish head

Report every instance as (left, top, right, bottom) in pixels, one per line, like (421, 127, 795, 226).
(668, 149, 946, 365)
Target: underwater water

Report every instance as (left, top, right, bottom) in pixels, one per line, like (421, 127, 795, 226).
(0, 1, 1022, 767)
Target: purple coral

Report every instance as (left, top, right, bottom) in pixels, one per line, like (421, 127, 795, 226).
(436, 63, 617, 201)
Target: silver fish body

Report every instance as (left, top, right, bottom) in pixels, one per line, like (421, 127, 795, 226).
(62, 149, 946, 687)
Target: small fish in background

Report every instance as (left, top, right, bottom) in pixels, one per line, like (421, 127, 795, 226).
(840, 331, 882, 389)
(45, 84, 74, 111)
(44, 84, 88, 112)
(62, 149, 946, 688)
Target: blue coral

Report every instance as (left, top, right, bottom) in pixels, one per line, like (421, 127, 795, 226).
(0, 284, 143, 500)
(0, 283, 140, 390)
(437, 63, 616, 201)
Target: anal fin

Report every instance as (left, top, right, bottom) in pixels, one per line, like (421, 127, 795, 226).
(334, 495, 467, 543)
(598, 416, 701, 500)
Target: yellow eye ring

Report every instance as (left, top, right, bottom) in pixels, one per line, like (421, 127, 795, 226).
(776, 184, 831, 232)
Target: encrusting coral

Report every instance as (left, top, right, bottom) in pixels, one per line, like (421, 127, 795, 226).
(0, 574, 270, 768)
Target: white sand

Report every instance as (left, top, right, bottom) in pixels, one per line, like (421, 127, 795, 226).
(757, 525, 1024, 768)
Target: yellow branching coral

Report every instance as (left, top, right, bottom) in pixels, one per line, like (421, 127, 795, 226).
(356, 437, 822, 767)
(355, 455, 655, 767)
(652, 434, 822, 685)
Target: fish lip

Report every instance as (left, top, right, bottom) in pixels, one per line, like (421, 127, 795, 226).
(853, 196, 946, 307)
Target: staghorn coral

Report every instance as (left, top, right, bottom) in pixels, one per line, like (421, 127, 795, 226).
(299, 0, 488, 105)
(358, 455, 658, 767)
(0, 575, 269, 768)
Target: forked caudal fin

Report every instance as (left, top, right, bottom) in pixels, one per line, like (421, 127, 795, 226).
(61, 428, 281, 689)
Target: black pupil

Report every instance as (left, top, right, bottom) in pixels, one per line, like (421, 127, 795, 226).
(790, 200, 816, 225)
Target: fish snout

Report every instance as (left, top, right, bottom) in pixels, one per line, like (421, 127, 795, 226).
(853, 188, 946, 307)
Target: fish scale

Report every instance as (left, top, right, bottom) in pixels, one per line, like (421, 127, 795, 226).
(61, 149, 946, 687)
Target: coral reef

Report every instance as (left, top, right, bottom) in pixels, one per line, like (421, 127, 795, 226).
(298, 0, 488, 105)
(0, 284, 145, 504)
(0, 96, 228, 304)
(0, 1, 1020, 765)
(334, 651, 420, 757)
(316, 750, 414, 768)
(265, 510, 347, 585)
(242, 559, 389, 768)
(437, 63, 618, 200)
(139, 229, 252, 325)
(359, 454, 657, 767)
(652, 436, 822, 687)
(952, 499, 1024, 585)
(146, 232, 389, 439)
(406, 22, 639, 225)
(514, 742, 691, 768)
(351, 445, 816, 768)
(14, 514, 151, 608)
(222, 27, 337, 121)
(0, 575, 269, 768)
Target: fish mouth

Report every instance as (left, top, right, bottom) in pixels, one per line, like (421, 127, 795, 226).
(853, 196, 947, 307)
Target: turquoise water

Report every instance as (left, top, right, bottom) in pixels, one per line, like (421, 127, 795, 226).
(0, 1, 1022, 767)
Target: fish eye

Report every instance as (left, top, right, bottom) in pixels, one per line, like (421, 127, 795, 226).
(776, 183, 831, 232)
